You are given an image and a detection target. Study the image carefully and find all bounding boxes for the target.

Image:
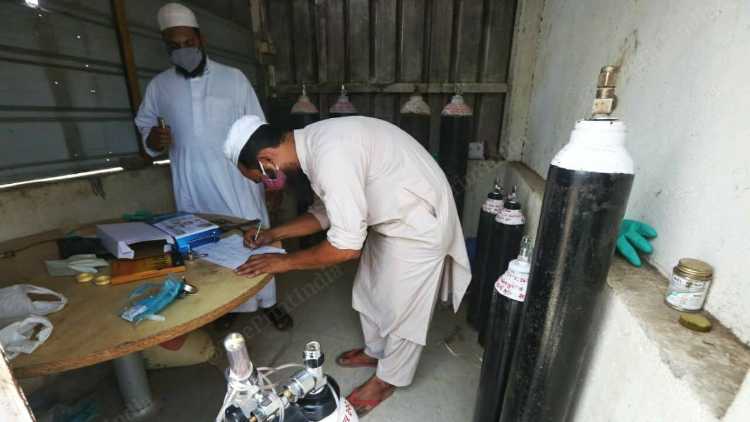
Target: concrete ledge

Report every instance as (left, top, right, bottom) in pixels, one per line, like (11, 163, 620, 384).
(498, 161, 750, 420)
(607, 258, 750, 417)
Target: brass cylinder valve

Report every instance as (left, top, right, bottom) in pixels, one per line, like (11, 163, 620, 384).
(591, 65, 618, 118)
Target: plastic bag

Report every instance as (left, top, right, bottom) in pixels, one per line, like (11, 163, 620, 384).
(0, 315, 53, 360)
(0, 284, 68, 322)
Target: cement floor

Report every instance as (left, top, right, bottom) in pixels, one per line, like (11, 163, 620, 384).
(65, 262, 482, 421)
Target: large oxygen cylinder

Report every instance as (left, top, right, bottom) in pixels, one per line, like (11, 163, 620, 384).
(478, 188, 525, 346)
(473, 236, 532, 422)
(290, 85, 320, 129)
(399, 92, 431, 150)
(328, 85, 357, 118)
(438, 93, 472, 219)
(290, 86, 323, 248)
(498, 66, 633, 422)
(467, 179, 505, 329)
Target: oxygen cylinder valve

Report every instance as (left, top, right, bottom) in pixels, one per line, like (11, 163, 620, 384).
(591, 65, 618, 119)
(518, 236, 531, 263)
(493, 177, 504, 196)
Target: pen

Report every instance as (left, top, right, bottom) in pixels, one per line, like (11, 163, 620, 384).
(253, 221, 262, 243)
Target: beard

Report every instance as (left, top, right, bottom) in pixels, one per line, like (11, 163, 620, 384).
(283, 167, 307, 191)
(175, 50, 207, 79)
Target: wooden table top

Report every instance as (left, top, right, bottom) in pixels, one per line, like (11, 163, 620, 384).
(0, 223, 271, 379)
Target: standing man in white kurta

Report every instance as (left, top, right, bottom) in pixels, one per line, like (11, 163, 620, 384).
(223, 115, 472, 415)
(134, 3, 292, 330)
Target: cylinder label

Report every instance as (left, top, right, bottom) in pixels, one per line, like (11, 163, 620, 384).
(482, 199, 504, 214)
(495, 269, 529, 302)
(496, 208, 525, 225)
(666, 274, 710, 311)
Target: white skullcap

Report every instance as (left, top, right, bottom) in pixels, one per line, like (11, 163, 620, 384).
(158, 3, 199, 31)
(224, 115, 266, 166)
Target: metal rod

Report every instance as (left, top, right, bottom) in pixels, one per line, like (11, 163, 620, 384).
(276, 82, 508, 95)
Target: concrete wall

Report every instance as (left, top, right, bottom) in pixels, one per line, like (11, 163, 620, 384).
(512, 0, 750, 345)
(0, 167, 175, 242)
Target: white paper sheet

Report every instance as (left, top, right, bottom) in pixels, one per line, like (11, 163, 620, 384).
(194, 234, 286, 269)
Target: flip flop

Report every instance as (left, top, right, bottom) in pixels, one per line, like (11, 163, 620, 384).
(346, 386, 395, 417)
(336, 348, 378, 368)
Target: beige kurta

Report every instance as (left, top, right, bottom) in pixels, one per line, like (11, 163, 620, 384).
(295, 117, 471, 346)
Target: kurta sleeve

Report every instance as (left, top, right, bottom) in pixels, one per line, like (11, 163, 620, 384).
(313, 141, 369, 251)
(307, 195, 331, 230)
(237, 72, 266, 121)
(134, 80, 163, 158)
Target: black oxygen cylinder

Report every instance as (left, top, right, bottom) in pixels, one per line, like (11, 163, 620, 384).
(473, 236, 532, 422)
(290, 87, 323, 248)
(268, 91, 294, 131)
(290, 85, 320, 130)
(478, 188, 525, 346)
(467, 179, 505, 329)
(328, 85, 357, 118)
(438, 93, 472, 219)
(498, 66, 634, 422)
(399, 93, 431, 151)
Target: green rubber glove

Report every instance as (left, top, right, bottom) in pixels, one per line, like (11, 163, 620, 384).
(616, 219, 657, 267)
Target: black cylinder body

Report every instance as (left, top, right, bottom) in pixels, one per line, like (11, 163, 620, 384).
(473, 277, 525, 422)
(290, 101, 322, 248)
(477, 202, 524, 346)
(467, 188, 505, 329)
(400, 113, 431, 151)
(268, 95, 294, 131)
(438, 115, 471, 219)
(498, 166, 633, 422)
(467, 209, 497, 329)
(290, 113, 319, 130)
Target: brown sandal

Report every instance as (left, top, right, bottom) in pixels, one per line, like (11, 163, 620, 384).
(346, 385, 395, 417)
(335, 348, 378, 368)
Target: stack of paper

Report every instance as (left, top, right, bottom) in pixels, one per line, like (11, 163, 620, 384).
(193, 234, 286, 269)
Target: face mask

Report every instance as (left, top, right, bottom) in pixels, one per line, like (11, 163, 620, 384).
(259, 161, 287, 191)
(169, 47, 204, 74)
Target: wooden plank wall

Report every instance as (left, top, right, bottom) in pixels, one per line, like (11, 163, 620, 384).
(265, 0, 517, 158)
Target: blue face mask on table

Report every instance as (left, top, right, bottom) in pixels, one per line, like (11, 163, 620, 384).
(120, 277, 185, 324)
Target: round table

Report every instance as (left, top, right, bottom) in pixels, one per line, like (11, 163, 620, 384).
(0, 223, 273, 419)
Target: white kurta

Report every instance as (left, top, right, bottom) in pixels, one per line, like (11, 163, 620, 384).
(296, 117, 472, 345)
(135, 59, 275, 312)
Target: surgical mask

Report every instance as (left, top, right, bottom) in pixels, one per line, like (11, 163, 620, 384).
(259, 161, 287, 191)
(169, 47, 204, 73)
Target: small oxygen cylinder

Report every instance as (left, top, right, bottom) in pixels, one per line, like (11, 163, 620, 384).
(269, 90, 294, 131)
(473, 236, 532, 422)
(328, 84, 357, 118)
(499, 66, 634, 422)
(290, 84, 320, 129)
(399, 92, 431, 150)
(478, 187, 525, 346)
(467, 179, 505, 329)
(438, 92, 473, 219)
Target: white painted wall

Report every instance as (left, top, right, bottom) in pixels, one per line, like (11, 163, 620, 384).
(0, 167, 175, 242)
(518, 0, 750, 344)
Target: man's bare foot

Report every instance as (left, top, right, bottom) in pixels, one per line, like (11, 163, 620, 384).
(347, 376, 396, 416)
(336, 348, 378, 368)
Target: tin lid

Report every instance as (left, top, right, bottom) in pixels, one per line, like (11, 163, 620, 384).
(678, 313, 712, 333)
(676, 258, 713, 280)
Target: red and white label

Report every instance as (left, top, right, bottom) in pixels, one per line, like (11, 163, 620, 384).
(482, 199, 504, 214)
(495, 269, 529, 302)
(496, 208, 525, 225)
